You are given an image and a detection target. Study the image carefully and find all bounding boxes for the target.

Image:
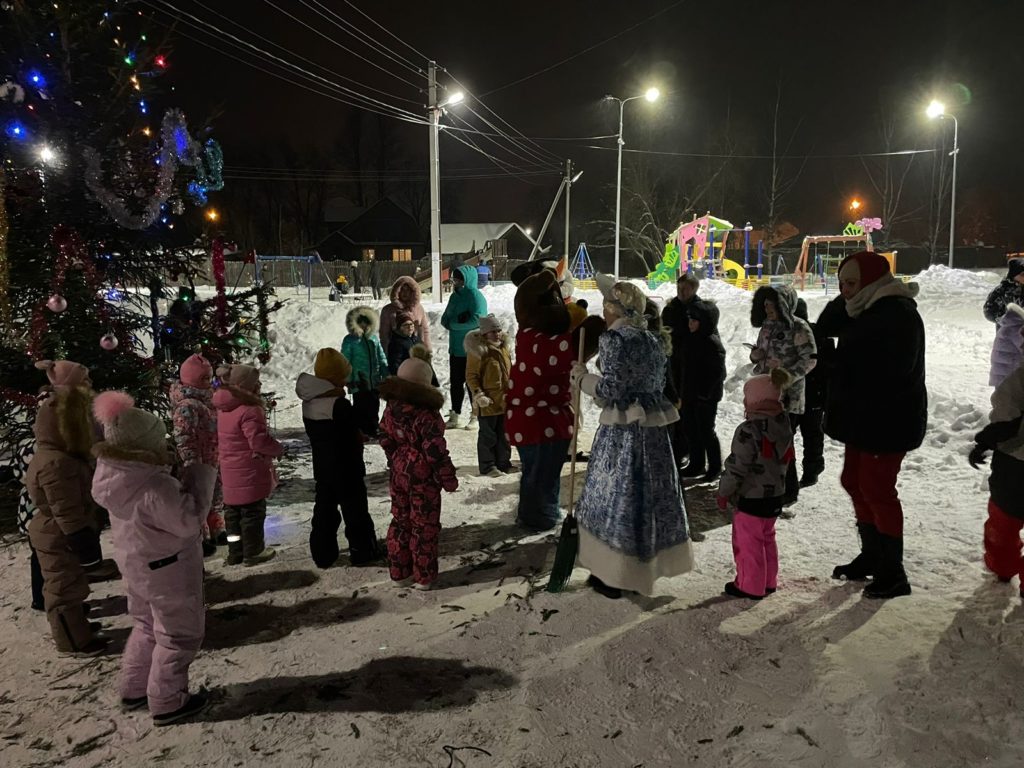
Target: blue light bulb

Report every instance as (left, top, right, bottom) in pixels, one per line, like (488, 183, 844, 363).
(4, 122, 27, 140)
(28, 70, 45, 87)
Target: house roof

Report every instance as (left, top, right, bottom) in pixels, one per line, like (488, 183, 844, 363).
(323, 197, 367, 224)
(440, 223, 542, 254)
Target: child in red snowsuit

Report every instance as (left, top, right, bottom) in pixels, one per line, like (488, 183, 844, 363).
(378, 345, 458, 589)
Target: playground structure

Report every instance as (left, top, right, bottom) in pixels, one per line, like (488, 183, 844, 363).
(253, 251, 336, 302)
(647, 214, 766, 290)
(569, 243, 597, 290)
(793, 219, 896, 292)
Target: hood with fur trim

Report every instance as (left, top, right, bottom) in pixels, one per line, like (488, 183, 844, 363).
(346, 305, 380, 337)
(750, 285, 798, 328)
(213, 386, 263, 412)
(389, 275, 422, 308)
(463, 328, 510, 358)
(378, 375, 445, 411)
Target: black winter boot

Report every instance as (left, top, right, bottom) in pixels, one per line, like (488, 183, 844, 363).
(832, 523, 879, 581)
(864, 534, 912, 599)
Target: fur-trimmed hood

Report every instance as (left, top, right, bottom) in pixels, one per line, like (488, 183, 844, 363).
(33, 387, 94, 459)
(463, 328, 510, 358)
(345, 305, 380, 337)
(1004, 303, 1024, 323)
(93, 441, 174, 466)
(379, 375, 445, 411)
(751, 285, 798, 328)
(389, 275, 422, 309)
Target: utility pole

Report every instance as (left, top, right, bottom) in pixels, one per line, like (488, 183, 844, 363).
(428, 61, 442, 299)
(564, 159, 572, 261)
(947, 115, 959, 269)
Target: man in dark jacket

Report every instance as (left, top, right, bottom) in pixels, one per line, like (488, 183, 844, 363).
(661, 271, 703, 467)
(816, 251, 926, 600)
(295, 348, 380, 568)
(680, 300, 726, 481)
(794, 298, 836, 487)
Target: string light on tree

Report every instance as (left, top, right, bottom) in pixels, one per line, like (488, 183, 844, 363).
(205, 208, 219, 222)
(37, 145, 56, 163)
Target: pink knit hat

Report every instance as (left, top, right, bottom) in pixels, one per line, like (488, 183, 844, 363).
(180, 354, 213, 389)
(743, 369, 792, 416)
(35, 359, 89, 391)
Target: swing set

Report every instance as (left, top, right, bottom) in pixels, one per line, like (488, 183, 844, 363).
(793, 220, 896, 292)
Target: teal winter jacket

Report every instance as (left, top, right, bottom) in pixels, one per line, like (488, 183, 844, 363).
(340, 305, 389, 393)
(441, 264, 488, 358)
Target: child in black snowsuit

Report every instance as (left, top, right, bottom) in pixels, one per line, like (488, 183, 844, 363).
(386, 312, 421, 375)
(794, 298, 835, 487)
(681, 300, 726, 482)
(294, 348, 380, 568)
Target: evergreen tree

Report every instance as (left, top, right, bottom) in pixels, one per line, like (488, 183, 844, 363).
(0, 1, 278, 458)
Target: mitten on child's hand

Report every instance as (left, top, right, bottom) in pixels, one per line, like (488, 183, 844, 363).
(66, 526, 101, 565)
(456, 311, 471, 323)
(443, 475, 459, 493)
(569, 362, 587, 390)
(716, 495, 729, 511)
(749, 347, 767, 362)
(968, 444, 989, 469)
(473, 393, 493, 408)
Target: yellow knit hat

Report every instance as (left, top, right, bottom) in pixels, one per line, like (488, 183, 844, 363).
(314, 348, 352, 387)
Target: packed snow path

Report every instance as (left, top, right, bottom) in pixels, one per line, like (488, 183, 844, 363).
(1, 267, 1022, 768)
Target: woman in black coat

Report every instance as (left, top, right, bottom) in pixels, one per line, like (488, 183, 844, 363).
(816, 251, 926, 600)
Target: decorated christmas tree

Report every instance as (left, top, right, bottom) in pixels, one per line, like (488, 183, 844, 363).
(0, 1, 278, 459)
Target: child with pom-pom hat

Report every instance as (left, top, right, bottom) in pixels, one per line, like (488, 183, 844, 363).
(91, 391, 217, 725)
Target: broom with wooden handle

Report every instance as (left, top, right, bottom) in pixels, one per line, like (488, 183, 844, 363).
(547, 328, 586, 593)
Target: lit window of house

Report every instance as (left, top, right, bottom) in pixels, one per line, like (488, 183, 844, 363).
(361, 248, 375, 261)
(392, 248, 412, 261)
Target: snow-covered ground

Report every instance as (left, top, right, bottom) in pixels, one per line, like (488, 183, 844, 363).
(3, 267, 1023, 768)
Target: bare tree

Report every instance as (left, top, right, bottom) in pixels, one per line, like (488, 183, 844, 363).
(762, 81, 807, 256)
(859, 112, 919, 244)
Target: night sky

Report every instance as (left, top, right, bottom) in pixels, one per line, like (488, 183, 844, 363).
(162, 0, 1024, 250)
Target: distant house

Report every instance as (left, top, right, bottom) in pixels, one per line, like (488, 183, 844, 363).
(317, 197, 426, 262)
(440, 223, 549, 261)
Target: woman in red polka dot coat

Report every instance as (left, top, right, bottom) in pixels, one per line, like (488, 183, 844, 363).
(506, 267, 604, 530)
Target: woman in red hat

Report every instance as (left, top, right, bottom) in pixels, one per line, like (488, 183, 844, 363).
(816, 251, 926, 599)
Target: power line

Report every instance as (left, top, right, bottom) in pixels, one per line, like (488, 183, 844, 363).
(447, 111, 558, 172)
(341, 0, 431, 64)
(147, 10, 430, 125)
(147, 0, 428, 123)
(481, 0, 689, 97)
(572, 144, 943, 160)
(187, 0, 423, 106)
(300, 0, 425, 76)
(442, 130, 556, 185)
(261, 0, 423, 90)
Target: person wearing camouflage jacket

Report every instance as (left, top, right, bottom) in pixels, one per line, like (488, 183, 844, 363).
(983, 258, 1024, 324)
(750, 284, 816, 506)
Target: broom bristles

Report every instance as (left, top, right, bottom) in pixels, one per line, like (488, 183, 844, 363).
(546, 515, 578, 593)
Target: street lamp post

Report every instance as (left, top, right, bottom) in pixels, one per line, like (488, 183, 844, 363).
(927, 100, 959, 269)
(427, 61, 464, 299)
(607, 87, 659, 279)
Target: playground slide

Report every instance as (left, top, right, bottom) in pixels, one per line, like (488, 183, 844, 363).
(721, 258, 745, 280)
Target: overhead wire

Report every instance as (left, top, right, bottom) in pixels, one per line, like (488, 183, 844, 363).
(146, 10, 430, 125)
(571, 144, 943, 160)
(146, 0, 428, 123)
(260, 0, 423, 89)
(301, 0, 425, 76)
(447, 111, 559, 172)
(186, 0, 423, 106)
(342, 0, 432, 64)
(480, 0, 689, 96)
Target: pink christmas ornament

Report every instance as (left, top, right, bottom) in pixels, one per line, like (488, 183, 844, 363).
(100, 332, 119, 351)
(46, 294, 67, 312)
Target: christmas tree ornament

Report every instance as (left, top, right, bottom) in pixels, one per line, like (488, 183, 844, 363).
(100, 333, 119, 350)
(46, 294, 67, 312)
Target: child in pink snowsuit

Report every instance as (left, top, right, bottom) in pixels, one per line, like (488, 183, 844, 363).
(717, 369, 795, 600)
(378, 347, 459, 589)
(170, 354, 224, 551)
(91, 392, 217, 725)
(214, 364, 283, 566)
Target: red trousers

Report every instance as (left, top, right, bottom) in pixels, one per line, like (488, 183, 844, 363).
(840, 447, 906, 537)
(984, 500, 1024, 582)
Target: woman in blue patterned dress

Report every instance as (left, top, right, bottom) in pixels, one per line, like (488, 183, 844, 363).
(570, 276, 694, 598)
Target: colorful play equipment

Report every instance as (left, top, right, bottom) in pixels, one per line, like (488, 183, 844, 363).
(794, 218, 896, 291)
(647, 214, 766, 289)
(569, 242, 597, 290)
